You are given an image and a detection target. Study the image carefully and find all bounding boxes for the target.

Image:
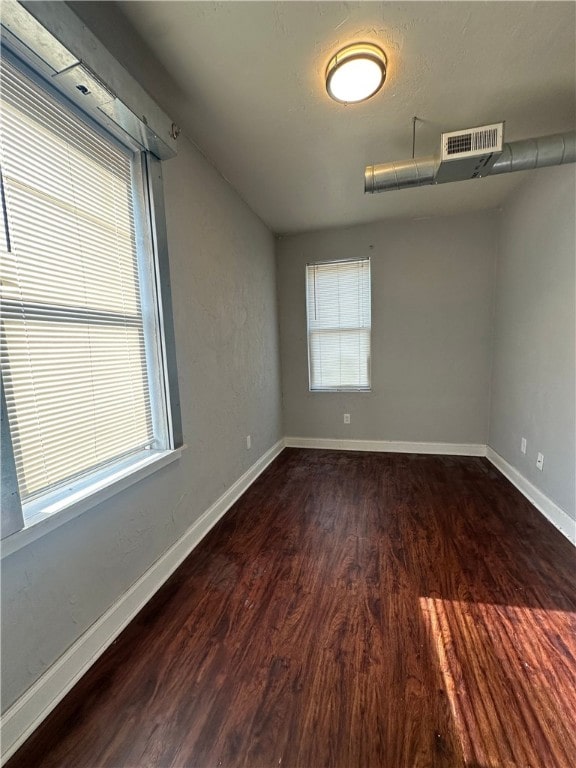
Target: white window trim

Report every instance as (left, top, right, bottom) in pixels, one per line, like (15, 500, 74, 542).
(1, 445, 186, 559)
(306, 257, 372, 393)
(0, 43, 183, 550)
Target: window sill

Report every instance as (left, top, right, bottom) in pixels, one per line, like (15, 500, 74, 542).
(1, 447, 185, 559)
(309, 388, 372, 393)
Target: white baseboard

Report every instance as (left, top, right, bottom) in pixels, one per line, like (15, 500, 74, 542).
(486, 446, 576, 546)
(287, 439, 575, 545)
(285, 436, 487, 456)
(0, 438, 285, 765)
(4, 437, 573, 762)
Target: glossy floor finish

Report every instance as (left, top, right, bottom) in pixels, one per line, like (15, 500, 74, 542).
(7, 449, 576, 768)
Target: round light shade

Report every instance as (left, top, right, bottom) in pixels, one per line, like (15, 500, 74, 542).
(325, 43, 387, 104)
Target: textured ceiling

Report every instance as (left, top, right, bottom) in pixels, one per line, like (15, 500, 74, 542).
(114, 1, 575, 234)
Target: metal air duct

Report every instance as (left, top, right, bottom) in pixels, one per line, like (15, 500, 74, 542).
(364, 130, 576, 194)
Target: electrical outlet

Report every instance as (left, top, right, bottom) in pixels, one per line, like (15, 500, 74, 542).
(246, 435, 251, 449)
(536, 452, 544, 471)
(343, 413, 350, 424)
(521, 437, 527, 454)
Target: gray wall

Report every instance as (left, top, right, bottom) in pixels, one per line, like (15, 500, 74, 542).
(1, 13, 282, 710)
(489, 165, 576, 518)
(277, 211, 497, 444)
(3, 0, 573, 720)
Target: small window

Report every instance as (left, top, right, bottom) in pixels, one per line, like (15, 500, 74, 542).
(0, 55, 178, 533)
(306, 258, 371, 392)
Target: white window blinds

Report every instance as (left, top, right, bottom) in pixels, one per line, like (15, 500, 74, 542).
(306, 258, 371, 391)
(0, 58, 155, 502)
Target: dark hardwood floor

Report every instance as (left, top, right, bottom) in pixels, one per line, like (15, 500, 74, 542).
(6, 449, 576, 768)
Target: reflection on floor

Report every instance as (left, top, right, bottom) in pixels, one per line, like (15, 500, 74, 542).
(421, 597, 575, 767)
(7, 448, 576, 768)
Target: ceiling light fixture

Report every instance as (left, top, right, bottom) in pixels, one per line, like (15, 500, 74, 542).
(325, 43, 387, 104)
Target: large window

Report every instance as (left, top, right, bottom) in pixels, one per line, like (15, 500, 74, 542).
(0, 55, 179, 538)
(306, 258, 371, 392)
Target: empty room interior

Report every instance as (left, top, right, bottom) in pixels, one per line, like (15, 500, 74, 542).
(1, 1, 575, 767)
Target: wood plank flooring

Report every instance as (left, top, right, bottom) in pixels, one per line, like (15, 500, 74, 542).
(6, 449, 576, 768)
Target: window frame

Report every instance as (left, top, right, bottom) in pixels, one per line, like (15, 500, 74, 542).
(0, 50, 183, 556)
(305, 257, 372, 393)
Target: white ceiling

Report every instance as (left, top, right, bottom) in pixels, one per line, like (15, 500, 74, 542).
(115, 1, 576, 234)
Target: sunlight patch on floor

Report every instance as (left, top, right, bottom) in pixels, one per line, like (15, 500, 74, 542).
(419, 596, 576, 768)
